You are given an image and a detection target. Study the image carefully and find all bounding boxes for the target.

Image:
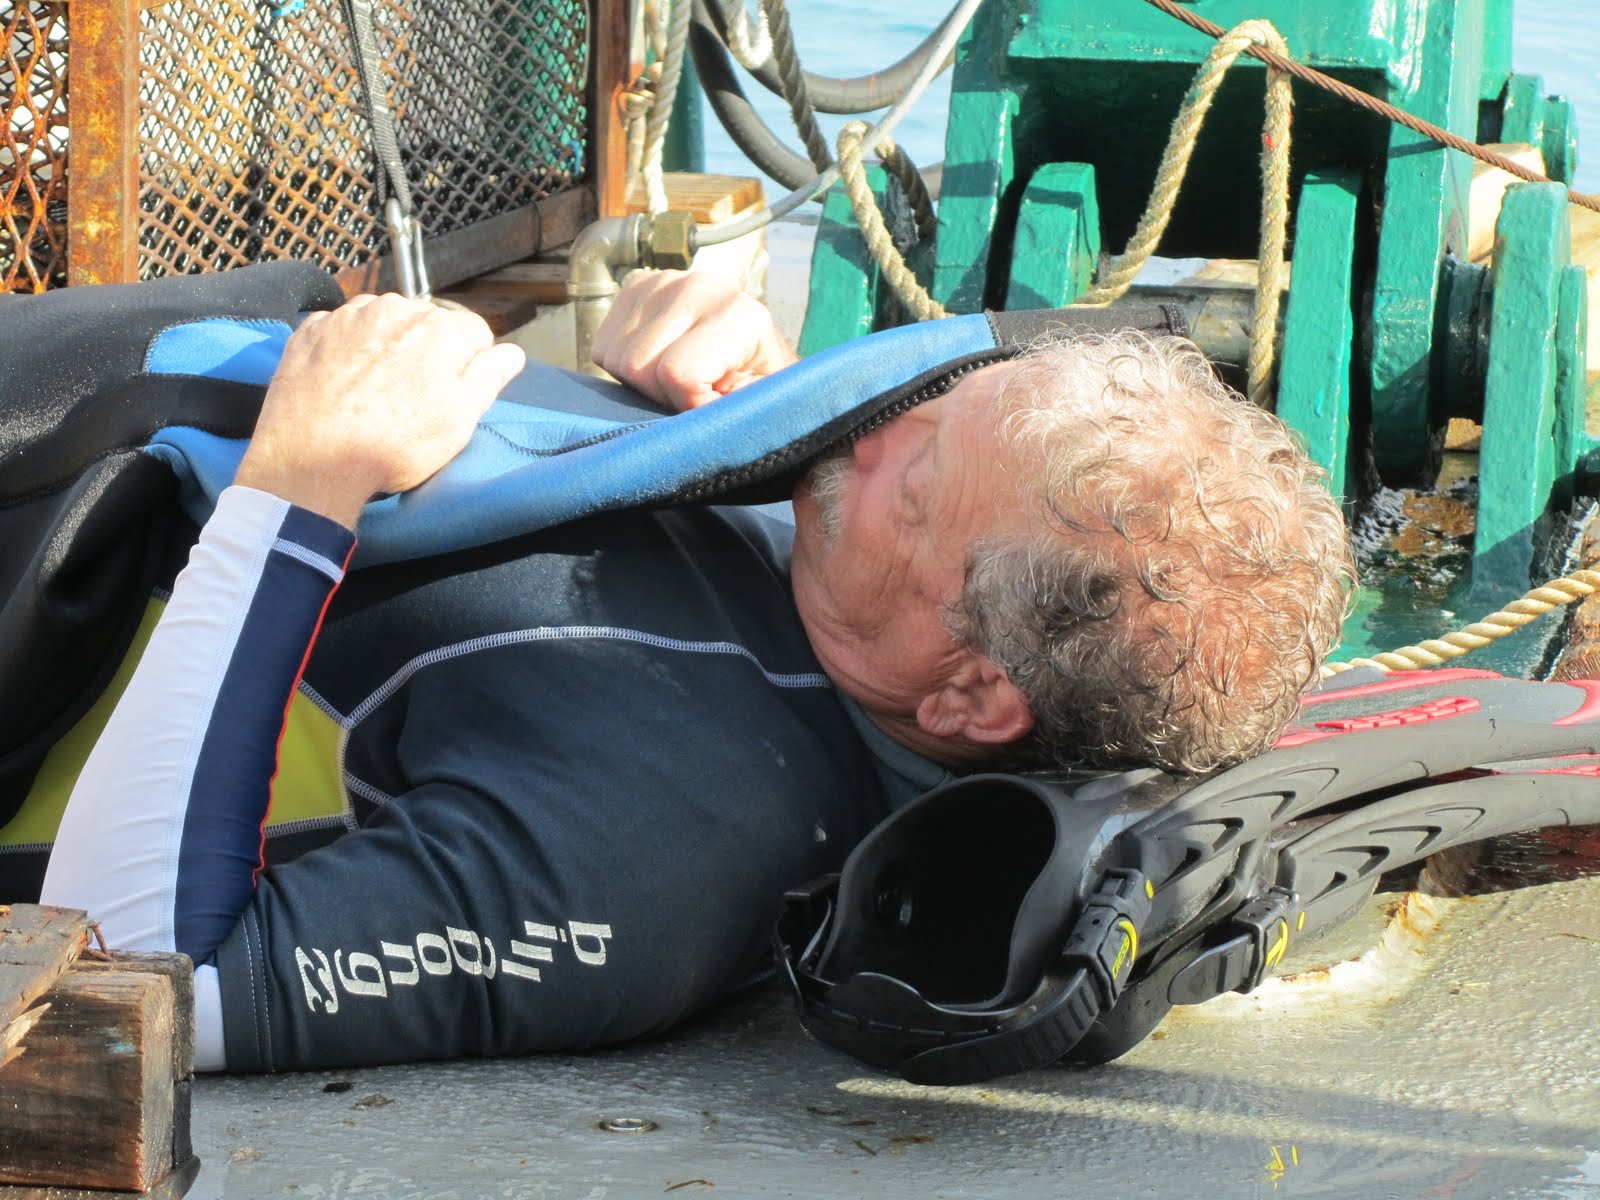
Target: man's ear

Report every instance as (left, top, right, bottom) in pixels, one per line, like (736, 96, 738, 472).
(915, 655, 1034, 747)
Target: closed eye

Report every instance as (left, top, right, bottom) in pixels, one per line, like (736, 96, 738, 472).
(898, 438, 934, 524)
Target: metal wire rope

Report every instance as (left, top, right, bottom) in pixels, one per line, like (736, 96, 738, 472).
(1137, 0, 1600, 215)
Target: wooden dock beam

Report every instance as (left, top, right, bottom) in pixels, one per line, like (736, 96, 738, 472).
(0, 906, 196, 1197)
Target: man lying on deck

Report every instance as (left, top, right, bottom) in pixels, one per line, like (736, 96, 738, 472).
(34, 271, 1354, 1072)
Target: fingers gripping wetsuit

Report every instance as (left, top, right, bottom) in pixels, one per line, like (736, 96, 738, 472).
(41, 486, 895, 1071)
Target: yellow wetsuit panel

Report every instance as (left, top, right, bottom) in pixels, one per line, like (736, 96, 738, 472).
(1, 596, 347, 849)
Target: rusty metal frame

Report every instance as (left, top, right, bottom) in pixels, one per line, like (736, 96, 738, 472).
(590, 0, 633, 220)
(338, 186, 595, 295)
(64, 0, 144, 285)
(36, 0, 616, 292)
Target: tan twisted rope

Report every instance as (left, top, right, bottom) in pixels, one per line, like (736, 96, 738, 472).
(640, 0, 692, 214)
(1076, 19, 1291, 408)
(1137, 0, 1600, 216)
(1250, 42, 1292, 406)
(837, 122, 949, 322)
(1320, 570, 1600, 678)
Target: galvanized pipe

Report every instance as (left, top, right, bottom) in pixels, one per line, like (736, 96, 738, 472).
(569, 215, 646, 377)
(569, 212, 699, 376)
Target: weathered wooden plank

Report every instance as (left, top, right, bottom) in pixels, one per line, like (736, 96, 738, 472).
(430, 293, 546, 338)
(624, 173, 765, 223)
(335, 188, 597, 298)
(71, 952, 194, 1080)
(0, 971, 176, 1191)
(0, 906, 92, 1067)
(446, 261, 572, 305)
(0, 1005, 49, 1072)
(0, 1154, 198, 1200)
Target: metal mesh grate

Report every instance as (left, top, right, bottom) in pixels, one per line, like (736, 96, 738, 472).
(136, 0, 587, 279)
(1, 1, 70, 293)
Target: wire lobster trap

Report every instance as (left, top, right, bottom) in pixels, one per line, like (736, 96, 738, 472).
(3, 0, 618, 295)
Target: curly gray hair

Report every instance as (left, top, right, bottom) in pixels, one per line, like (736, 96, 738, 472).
(948, 332, 1356, 774)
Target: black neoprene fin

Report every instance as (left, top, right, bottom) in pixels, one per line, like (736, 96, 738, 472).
(778, 668, 1600, 1084)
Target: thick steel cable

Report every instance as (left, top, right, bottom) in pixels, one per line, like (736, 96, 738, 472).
(698, 0, 985, 246)
(1138, 0, 1600, 215)
(1075, 19, 1291, 407)
(1321, 571, 1600, 677)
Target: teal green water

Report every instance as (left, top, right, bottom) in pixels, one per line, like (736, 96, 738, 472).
(1339, 521, 1586, 677)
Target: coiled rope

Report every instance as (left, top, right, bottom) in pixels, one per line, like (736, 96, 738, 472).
(1321, 570, 1600, 678)
(837, 121, 946, 321)
(1074, 19, 1291, 409)
(830, 16, 1294, 410)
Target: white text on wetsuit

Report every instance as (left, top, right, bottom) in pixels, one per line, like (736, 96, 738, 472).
(293, 918, 614, 1013)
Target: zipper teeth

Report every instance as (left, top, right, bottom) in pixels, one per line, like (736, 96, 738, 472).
(833, 357, 990, 449)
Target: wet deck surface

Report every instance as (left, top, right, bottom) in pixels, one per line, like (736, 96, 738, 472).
(186, 869, 1600, 1200)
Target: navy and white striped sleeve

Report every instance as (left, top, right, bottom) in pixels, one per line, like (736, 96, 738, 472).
(41, 484, 354, 1070)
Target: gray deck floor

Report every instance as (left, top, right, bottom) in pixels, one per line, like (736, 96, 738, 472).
(186, 869, 1600, 1200)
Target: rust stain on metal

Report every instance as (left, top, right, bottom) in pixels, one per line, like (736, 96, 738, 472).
(1400, 491, 1477, 539)
(2, 1, 72, 291)
(1274, 966, 1334, 985)
(1387, 893, 1438, 943)
(65, 0, 141, 285)
(10, 0, 590, 291)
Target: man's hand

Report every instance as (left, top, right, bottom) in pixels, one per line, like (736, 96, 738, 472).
(236, 294, 525, 529)
(591, 269, 798, 411)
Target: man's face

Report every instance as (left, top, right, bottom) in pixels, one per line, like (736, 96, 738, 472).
(789, 362, 1026, 728)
